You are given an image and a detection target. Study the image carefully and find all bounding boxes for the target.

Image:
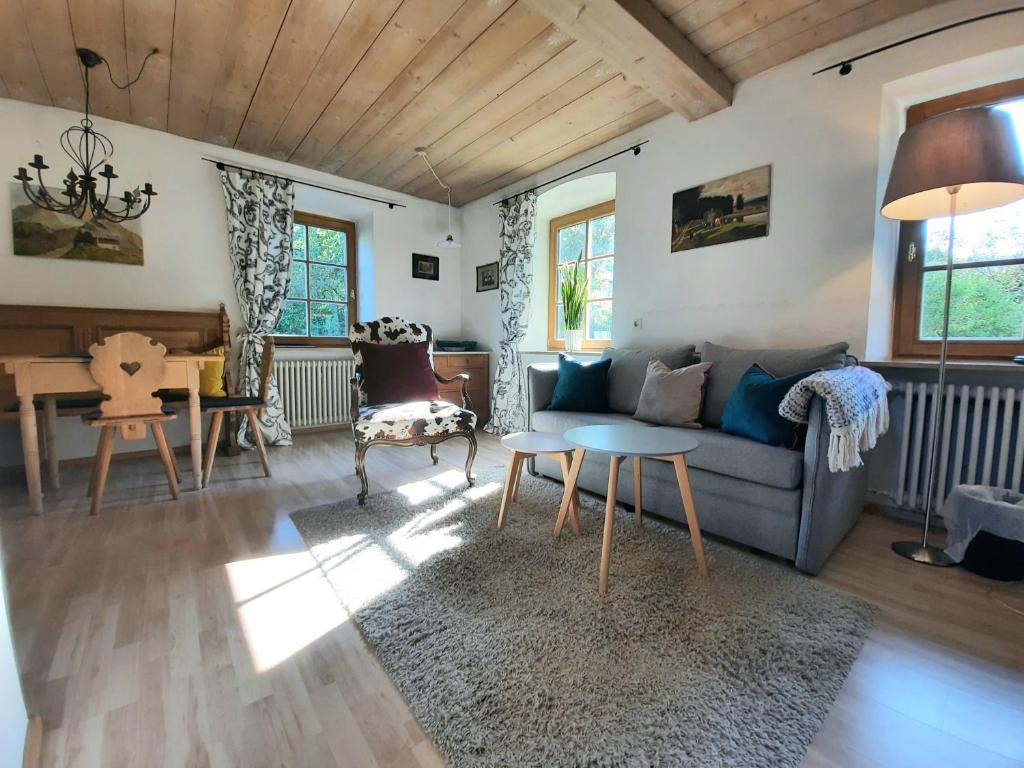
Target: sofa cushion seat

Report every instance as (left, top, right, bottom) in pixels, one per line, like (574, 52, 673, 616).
(686, 429, 803, 490)
(530, 409, 646, 434)
(532, 409, 803, 490)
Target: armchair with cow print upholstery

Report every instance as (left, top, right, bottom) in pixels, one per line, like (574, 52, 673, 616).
(349, 317, 477, 505)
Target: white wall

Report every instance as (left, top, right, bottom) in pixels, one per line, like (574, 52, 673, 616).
(460, 0, 1024, 362)
(0, 538, 27, 767)
(0, 98, 461, 464)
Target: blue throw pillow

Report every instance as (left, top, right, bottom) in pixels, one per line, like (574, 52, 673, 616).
(548, 354, 611, 412)
(721, 364, 814, 448)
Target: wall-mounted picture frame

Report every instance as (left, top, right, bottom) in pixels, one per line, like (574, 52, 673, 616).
(11, 183, 145, 265)
(671, 165, 771, 252)
(476, 261, 498, 292)
(412, 253, 440, 281)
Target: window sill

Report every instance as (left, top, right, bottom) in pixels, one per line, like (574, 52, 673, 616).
(864, 358, 1024, 372)
(272, 336, 352, 349)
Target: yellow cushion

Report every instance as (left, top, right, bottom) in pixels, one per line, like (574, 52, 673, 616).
(168, 346, 227, 397)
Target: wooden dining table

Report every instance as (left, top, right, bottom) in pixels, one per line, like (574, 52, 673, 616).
(0, 352, 221, 515)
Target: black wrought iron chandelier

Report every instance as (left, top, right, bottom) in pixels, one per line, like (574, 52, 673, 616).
(14, 48, 157, 223)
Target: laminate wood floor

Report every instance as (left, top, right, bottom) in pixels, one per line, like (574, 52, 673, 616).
(1, 430, 1022, 767)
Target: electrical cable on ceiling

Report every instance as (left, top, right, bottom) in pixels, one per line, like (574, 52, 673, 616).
(98, 47, 160, 90)
(417, 149, 460, 248)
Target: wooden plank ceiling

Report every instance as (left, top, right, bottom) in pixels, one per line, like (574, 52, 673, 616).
(1, 0, 946, 205)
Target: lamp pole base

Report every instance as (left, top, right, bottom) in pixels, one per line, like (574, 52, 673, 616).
(891, 541, 957, 567)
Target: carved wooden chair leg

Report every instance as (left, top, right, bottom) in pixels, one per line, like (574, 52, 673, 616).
(203, 411, 224, 488)
(355, 444, 369, 505)
(430, 444, 439, 465)
(464, 431, 478, 486)
(90, 426, 117, 516)
(151, 422, 180, 500)
(246, 408, 272, 478)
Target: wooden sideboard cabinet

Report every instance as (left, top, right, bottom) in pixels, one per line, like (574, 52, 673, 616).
(434, 352, 490, 428)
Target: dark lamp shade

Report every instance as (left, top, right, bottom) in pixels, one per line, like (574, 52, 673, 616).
(881, 105, 1024, 221)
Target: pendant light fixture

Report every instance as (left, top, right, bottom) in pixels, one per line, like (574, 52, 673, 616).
(416, 148, 460, 249)
(14, 47, 158, 223)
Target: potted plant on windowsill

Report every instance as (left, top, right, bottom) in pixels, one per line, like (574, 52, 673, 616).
(561, 252, 587, 353)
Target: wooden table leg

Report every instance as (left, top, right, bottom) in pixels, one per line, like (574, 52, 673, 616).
(598, 455, 623, 595)
(509, 451, 527, 503)
(554, 448, 586, 538)
(497, 451, 524, 530)
(43, 395, 60, 490)
(634, 456, 643, 527)
(18, 394, 43, 515)
(556, 452, 581, 535)
(672, 454, 708, 576)
(186, 365, 203, 491)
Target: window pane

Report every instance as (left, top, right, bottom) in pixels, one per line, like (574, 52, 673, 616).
(556, 264, 568, 300)
(920, 265, 1024, 340)
(587, 300, 613, 341)
(555, 303, 565, 340)
(310, 263, 347, 301)
(292, 224, 307, 261)
(276, 300, 308, 336)
(924, 198, 1024, 266)
(288, 261, 307, 299)
(308, 225, 347, 265)
(589, 214, 614, 257)
(310, 302, 347, 337)
(557, 222, 586, 264)
(588, 257, 613, 299)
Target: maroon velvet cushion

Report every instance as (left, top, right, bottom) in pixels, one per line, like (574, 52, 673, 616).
(357, 341, 439, 406)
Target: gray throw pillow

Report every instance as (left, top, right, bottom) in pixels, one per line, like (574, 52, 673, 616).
(601, 345, 697, 414)
(633, 360, 713, 428)
(700, 341, 849, 427)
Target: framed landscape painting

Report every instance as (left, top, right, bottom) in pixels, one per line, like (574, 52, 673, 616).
(476, 261, 498, 292)
(10, 183, 144, 265)
(412, 253, 440, 281)
(671, 165, 771, 252)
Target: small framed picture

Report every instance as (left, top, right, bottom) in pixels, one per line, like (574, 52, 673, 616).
(476, 261, 499, 292)
(412, 253, 439, 281)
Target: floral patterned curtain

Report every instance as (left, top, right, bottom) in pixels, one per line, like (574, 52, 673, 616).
(485, 191, 537, 435)
(219, 168, 294, 448)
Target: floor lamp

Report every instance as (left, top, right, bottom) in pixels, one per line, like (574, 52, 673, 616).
(881, 105, 1024, 566)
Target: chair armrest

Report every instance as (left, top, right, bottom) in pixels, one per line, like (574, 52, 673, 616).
(435, 371, 472, 411)
(527, 363, 559, 428)
(350, 374, 363, 424)
(795, 396, 869, 574)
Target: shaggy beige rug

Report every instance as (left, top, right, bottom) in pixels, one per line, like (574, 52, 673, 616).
(291, 467, 875, 768)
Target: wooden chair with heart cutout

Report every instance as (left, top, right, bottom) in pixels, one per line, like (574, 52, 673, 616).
(84, 332, 181, 515)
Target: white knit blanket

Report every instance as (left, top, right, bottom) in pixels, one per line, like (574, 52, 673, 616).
(779, 366, 890, 472)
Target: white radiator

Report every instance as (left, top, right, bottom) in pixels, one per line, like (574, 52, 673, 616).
(273, 358, 355, 429)
(892, 381, 1024, 512)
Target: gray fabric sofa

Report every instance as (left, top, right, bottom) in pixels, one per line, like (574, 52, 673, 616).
(527, 344, 869, 575)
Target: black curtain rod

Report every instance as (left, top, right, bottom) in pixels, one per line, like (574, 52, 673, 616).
(203, 157, 406, 209)
(813, 6, 1024, 76)
(492, 140, 649, 206)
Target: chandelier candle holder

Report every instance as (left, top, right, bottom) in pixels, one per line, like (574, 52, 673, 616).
(14, 47, 157, 223)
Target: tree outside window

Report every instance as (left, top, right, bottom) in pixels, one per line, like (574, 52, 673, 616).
(274, 213, 356, 346)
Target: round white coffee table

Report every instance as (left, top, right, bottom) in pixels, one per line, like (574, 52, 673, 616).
(498, 431, 581, 534)
(559, 425, 706, 595)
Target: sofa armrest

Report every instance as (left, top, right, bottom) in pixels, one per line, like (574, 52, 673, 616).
(795, 395, 869, 574)
(527, 363, 559, 428)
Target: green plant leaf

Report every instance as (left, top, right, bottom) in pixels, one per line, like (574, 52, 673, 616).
(560, 251, 588, 330)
